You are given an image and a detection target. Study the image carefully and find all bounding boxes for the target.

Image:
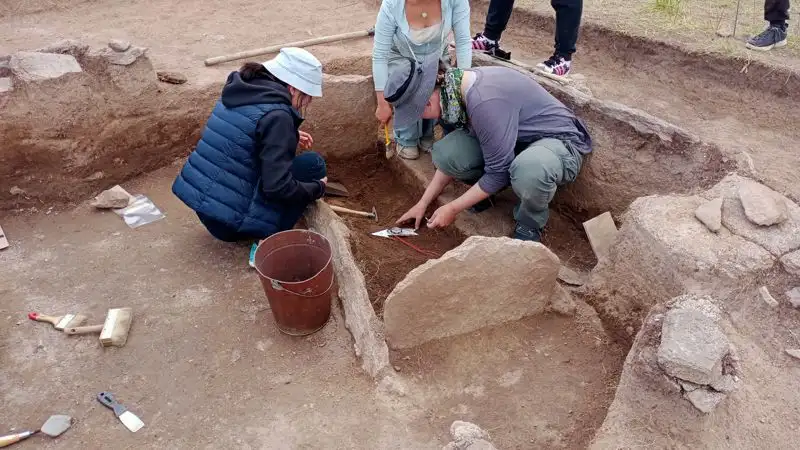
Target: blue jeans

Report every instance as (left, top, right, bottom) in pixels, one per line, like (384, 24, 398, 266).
(395, 118, 436, 147)
(198, 151, 327, 242)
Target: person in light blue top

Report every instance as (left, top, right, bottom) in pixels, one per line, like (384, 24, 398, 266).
(372, 0, 472, 160)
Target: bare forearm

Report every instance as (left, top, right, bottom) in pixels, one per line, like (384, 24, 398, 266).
(418, 169, 452, 207)
(447, 183, 490, 213)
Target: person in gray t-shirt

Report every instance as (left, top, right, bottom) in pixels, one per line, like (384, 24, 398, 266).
(384, 52, 592, 241)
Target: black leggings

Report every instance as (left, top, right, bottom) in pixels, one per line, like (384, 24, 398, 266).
(483, 0, 584, 58)
(765, 0, 790, 26)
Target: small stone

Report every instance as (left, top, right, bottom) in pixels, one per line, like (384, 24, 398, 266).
(108, 39, 131, 52)
(758, 286, 779, 308)
(786, 349, 800, 360)
(695, 197, 723, 232)
(716, 30, 733, 37)
(625, 326, 635, 336)
(557, 265, 587, 286)
(684, 388, 727, 414)
(780, 250, 800, 277)
(90, 185, 133, 209)
(710, 374, 737, 393)
(657, 307, 730, 385)
(9, 186, 25, 196)
(739, 182, 788, 226)
(393, 365, 401, 372)
(582, 212, 619, 261)
(99, 46, 147, 66)
(85, 171, 105, 181)
(786, 288, 800, 308)
(157, 70, 188, 84)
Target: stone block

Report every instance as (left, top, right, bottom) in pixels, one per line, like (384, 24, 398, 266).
(780, 250, 800, 277)
(695, 197, 722, 232)
(657, 307, 730, 385)
(9, 51, 82, 82)
(704, 175, 800, 256)
(739, 181, 788, 226)
(583, 211, 618, 261)
(383, 236, 560, 349)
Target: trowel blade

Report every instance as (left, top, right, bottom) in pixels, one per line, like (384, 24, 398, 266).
(40, 415, 72, 437)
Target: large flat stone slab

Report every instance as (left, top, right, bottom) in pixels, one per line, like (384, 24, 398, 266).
(9, 51, 82, 82)
(657, 307, 729, 384)
(383, 236, 560, 349)
(704, 175, 800, 256)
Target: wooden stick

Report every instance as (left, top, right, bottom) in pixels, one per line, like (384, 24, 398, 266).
(204, 28, 375, 66)
(329, 204, 376, 219)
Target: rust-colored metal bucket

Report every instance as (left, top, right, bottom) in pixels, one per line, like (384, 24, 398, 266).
(254, 229, 334, 336)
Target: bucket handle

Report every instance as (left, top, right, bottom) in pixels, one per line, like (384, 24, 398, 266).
(270, 276, 335, 298)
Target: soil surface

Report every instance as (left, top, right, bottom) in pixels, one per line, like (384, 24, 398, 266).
(327, 152, 465, 316)
(393, 303, 625, 449)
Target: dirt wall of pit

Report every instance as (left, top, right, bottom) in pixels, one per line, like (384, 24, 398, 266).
(0, 42, 377, 210)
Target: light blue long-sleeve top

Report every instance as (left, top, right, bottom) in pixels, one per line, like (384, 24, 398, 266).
(372, 0, 472, 91)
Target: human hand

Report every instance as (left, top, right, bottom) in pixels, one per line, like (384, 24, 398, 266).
(426, 203, 457, 229)
(375, 99, 393, 124)
(320, 176, 328, 185)
(396, 201, 428, 230)
(299, 131, 314, 150)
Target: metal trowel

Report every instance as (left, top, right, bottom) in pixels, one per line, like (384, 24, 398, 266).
(0, 414, 72, 447)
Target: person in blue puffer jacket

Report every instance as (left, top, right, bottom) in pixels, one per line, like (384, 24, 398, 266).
(172, 48, 327, 242)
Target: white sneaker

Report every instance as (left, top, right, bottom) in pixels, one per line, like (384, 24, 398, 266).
(397, 144, 420, 160)
(419, 137, 435, 153)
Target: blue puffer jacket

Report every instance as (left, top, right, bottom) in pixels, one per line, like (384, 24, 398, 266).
(172, 71, 323, 237)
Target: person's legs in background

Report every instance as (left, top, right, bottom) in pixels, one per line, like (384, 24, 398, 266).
(509, 138, 581, 242)
(278, 151, 327, 231)
(538, 0, 583, 76)
(395, 119, 426, 160)
(472, 0, 515, 58)
(197, 213, 252, 242)
(747, 0, 790, 51)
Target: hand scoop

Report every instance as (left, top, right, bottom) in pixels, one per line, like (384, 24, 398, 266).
(97, 392, 144, 432)
(0, 414, 72, 447)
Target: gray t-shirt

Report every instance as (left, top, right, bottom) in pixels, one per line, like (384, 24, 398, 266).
(464, 66, 592, 194)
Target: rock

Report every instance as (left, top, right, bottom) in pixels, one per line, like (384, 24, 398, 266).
(0, 77, 12, 93)
(657, 307, 730, 385)
(787, 287, 800, 308)
(443, 421, 497, 450)
(739, 182, 788, 226)
(108, 39, 131, 52)
(670, 294, 722, 321)
(98, 46, 147, 66)
(548, 285, 577, 316)
(90, 185, 133, 209)
(558, 265, 588, 286)
(684, 388, 727, 414)
(758, 286, 779, 308)
(9, 186, 26, 196)
(9, 51, 82, 82)
(704, 175, 800, 256)
(786, 349, 800, 360)
(780, 250, 800, 277)
(710, 374, 737, 393)
(383, 236, 560, 349)
(582, 212, 619, 261)
(695, 197, 723, 232)
(157, 71, 188, 85)
(678, 379, 702, 392)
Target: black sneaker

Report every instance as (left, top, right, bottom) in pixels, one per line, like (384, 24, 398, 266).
(471, 33, 511, 60)
(513, 222, 542, 242)
(746, 26, 788, 51)
(468, 195, 496, 213)
(537, 54, 572, 76)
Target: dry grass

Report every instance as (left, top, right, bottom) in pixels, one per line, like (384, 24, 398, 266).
(513, 0, 800, 70)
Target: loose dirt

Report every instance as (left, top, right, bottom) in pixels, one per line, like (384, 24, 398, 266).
(327, 152, 465, 316)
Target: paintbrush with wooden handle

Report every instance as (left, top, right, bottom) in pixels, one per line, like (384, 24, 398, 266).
(28, 312, 87, 331)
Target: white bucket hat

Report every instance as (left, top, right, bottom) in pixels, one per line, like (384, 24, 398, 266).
(262, 47, 323, 97)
